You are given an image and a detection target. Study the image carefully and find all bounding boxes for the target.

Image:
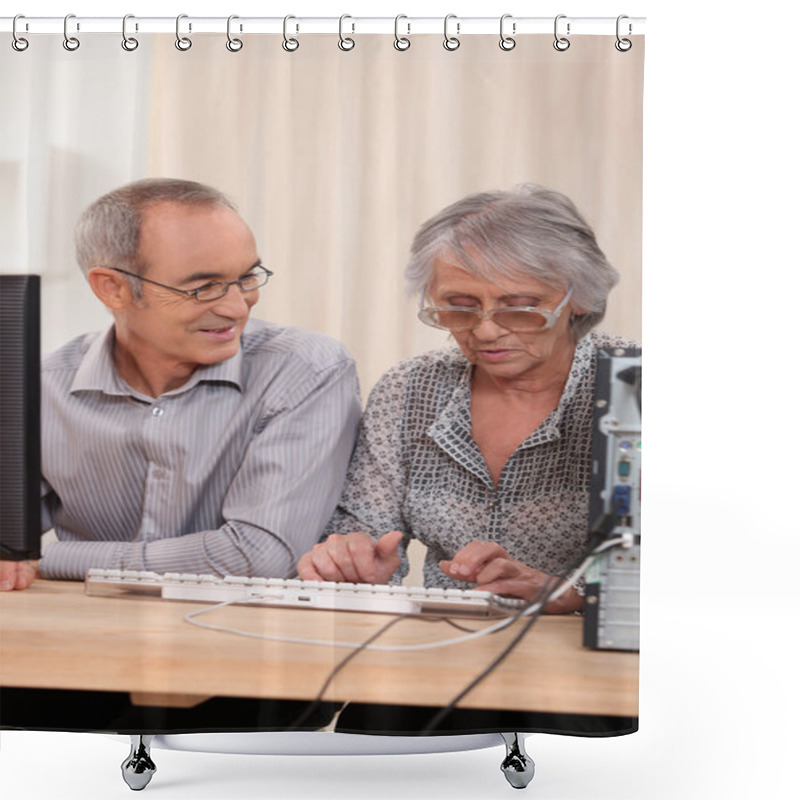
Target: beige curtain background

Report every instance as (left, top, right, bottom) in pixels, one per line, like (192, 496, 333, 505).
(1, 32, 643, 397)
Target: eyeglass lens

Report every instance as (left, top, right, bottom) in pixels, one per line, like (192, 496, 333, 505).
(194, 268, 268, 301)
(428, 308, 549, 332)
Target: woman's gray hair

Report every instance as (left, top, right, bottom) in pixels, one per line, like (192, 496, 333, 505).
(74, 178, 237, 294)
(405, 184, 620, 339)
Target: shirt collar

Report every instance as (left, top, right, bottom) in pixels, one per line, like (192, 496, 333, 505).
(70, 324, 244, 398)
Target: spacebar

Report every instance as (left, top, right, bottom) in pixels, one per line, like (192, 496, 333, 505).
(161, 583, 420, 614)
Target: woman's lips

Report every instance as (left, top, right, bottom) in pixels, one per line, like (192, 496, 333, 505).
(477, 349, 515, 362)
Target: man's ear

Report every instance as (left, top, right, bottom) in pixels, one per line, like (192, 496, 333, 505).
(87, 267, 134, 310)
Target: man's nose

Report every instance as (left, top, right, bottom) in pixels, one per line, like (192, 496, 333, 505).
(212, 284, 256, 317)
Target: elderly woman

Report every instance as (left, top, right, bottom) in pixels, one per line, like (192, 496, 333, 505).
(299, 184, 639, 736)
(299, 185, 636, 610)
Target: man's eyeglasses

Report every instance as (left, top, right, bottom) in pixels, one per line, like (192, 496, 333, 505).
(109, 264, 272, 303)
(418, 287, 573, 333)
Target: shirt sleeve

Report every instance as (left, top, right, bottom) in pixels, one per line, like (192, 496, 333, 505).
(40, 478, 55, 533)
(40, 358, 361, 580)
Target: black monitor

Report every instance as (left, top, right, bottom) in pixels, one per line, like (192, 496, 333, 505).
(0, 274, 42, 561)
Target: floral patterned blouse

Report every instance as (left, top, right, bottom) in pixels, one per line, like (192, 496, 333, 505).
(325, 330, 639, 589)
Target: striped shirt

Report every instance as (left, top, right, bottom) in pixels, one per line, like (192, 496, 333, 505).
(39, 319, 361, 581)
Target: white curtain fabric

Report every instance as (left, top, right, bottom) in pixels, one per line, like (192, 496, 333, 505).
(1, 32, 643, 396)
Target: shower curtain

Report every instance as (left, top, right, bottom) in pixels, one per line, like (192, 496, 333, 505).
(0, 14, 643, 750)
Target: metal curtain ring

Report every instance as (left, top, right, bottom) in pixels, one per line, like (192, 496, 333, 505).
(338, 14, 355, 51)
(553, 14, 570, 51)
(443, 14, 460, 51)
(175, 14, 192, 51)
(615, 15, 633, 52)
(499, 14, 516, 51)
(63, 14, 80, 51)
(122, 14, 139, 51)
(226, 15, 243, 51)
(12, 14, 29, 51)
(282, 15, 299, 51)
(394, 14, 411, 51)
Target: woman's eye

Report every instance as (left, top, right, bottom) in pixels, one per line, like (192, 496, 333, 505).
(504, 298, 539, 308)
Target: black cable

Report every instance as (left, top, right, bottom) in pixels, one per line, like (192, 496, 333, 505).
(287, 609, 499, 731)
(420, 531, 608, 734)
(286, 612, 413, 731)
(286, 606, 520, 731)
(288, 529, 611, 733)
(437, 616, 490, 634)
(419, 581, 555, 734)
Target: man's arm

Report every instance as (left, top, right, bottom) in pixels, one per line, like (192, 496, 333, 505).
(39, 359, 360, 581)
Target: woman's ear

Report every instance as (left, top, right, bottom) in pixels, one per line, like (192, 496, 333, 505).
(86, 267, 134, 310)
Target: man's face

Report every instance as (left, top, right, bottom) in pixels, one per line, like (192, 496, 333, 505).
(115, 202, 261, 386)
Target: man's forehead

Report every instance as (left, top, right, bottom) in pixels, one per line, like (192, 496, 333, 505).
(139, 201, 253, 245)
(138, 202, 257, 276)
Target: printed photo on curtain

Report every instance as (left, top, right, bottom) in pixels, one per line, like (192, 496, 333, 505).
(0, 13, 644, 794)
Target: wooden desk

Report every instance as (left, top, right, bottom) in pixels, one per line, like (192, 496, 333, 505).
(0, 580, 638, 717)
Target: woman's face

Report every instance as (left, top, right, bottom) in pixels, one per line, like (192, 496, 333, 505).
(428, 258, 578, 383)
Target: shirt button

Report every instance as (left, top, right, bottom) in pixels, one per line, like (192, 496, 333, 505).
(152, 406, 164, 417)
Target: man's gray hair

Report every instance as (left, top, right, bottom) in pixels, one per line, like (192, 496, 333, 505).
(74, 178, 237, 291)
(405, 184, 621, 339)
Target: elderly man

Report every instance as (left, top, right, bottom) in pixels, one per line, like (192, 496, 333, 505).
(0, 178, 360, 730)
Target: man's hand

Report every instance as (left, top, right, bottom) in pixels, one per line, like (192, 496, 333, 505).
(440, 541, 582, 613)
(297, 530, 403, 584)
(0, 560, 39, 591)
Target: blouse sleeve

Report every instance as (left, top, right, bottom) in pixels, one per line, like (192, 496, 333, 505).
(324, 362, 414, 580)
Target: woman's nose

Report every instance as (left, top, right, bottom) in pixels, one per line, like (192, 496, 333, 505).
(471, 313, 506, 338)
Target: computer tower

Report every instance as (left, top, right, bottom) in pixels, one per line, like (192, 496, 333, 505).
(583, 346, 641, 651)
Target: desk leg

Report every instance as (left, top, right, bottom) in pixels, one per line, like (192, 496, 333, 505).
(121, 734, 157, 791)
(500, 733, 535, 789)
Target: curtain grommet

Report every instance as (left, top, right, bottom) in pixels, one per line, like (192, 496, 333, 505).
(443, 14, 460, 51)
(63, 14, 80, 51)
(226, 15, 243, 52)
(499, 14, 516, 51)
(121, 14, 139, 51)
(12, 14, 29, 51)
(394, 15, 411, 51)
(553, 14, 571, 52)
(338, 15, 355, 51)
(175, 14, 192, 51)
(615, 15, 633, 51)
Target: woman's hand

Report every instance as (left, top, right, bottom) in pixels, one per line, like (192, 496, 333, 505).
(440, 541, 582, 613)
(297, 530, 403, 584)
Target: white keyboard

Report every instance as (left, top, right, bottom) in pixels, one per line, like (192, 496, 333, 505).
(84, 568, 526, 618)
